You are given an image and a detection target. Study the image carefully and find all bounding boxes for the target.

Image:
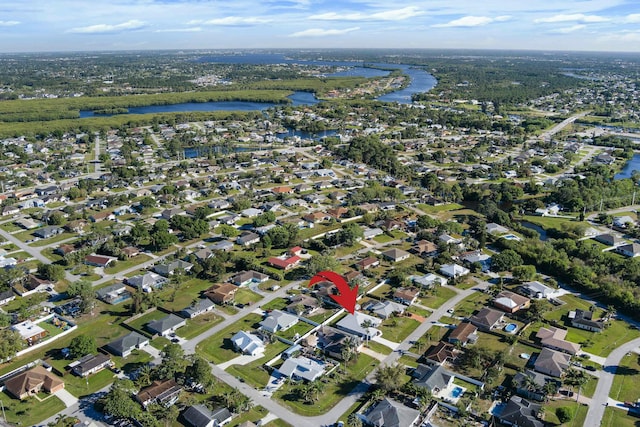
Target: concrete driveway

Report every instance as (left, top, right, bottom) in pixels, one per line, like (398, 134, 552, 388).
(55, 388, 79, 407)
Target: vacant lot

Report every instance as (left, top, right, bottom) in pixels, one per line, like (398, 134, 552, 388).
(196, 314, 263, 364)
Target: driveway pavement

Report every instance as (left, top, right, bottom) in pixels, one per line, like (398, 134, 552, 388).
(55, 388, 79, 407)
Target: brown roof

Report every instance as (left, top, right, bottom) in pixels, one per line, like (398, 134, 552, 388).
(121, 246, 140, 256)
(393, 287, 419, 302)
(448, 322, 477, 343)
(425, 341, 459, 364)
(355, 256, 379, 269)
(327, 207, 349, 218)
(4, 366, 64, 399)
(272, 186, 293, 194)
(414, 240, 437, 254)
(204, 283, 237, 303)
(137, 379, 181, 405)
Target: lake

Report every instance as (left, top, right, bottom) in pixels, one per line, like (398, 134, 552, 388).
(614, 153, 640, 180)
(80, 53, 437, 117)
(520, 221, 548, 241)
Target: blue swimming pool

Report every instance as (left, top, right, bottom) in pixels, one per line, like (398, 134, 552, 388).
(504, 323, 518, 333)
(451, 386, 463, 398)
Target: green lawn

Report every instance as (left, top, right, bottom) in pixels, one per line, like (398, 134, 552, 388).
(610, 353, 640, 402)
(419, 286, 457, 309)
(156, 278, 214, 312)
(274, 353, 378, 416)
(580, 373, 598, 399)
(196, 314, 263, 364)
(103, 254, 152, 274)
(0, 391, 66, 426)
(368, 283, 393, 300)
(227, 405, 269, 427)
(601, 407, 638, 427)
(417, 203, 464, 214)
(126, 309, 166, 333)
(234, 287, 263, 306)
(378, 316, 421, 343)
(365, 340, 393, 355)
(225, 341, 288, 388)
(277, 322, 314, 341)
(373, 233, 397, 244)
(544, 400, 588, 427)
(261, 297, 288, 311)
(176, 312, 223, 340)
(41, 248, 63, 262)
(307, 309, 338, 324)
(453, 291, 492, 318)
(62, 367, 116, 398)
(150, 336, 171, 350)
(264, 419, 293, 427)
(30, 232, 78, 247)
(0, 221, 23, 232)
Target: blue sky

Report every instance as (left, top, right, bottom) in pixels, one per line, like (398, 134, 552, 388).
(1, 0, 640, 52)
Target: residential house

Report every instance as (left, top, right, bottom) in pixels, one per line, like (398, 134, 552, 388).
(14, 217, 40, 229)
(367, 300, 406, 319)
(204, 283, 237, 304)
(85, 254, 116, 268)
(230, 331, 265, 356)
(439, 233, 462, 246)
(393, 287, 420, 306)
(336, 312, 381, 340)
(33, 226, 63, 239)
(312, 327, 362, 361)
(363, 227, 384, 240)
(0, 289, 16, 306)
(496, 396, 544, 427)
(459, 250, 492, 272)
(355, 256, 380, 271)
(286, 294, 320, 316)
(493, 291, 531, 314)
(12, 320, 47, 345)
(439, 263, 470, 279)
(363, 398, 420, 427)
(146, 314, 187, 337)
(180, 405, 232, 427)
(0, 255, 17, 269)
(2, 205, 20, 216)
(96, 283, 129, 304)
(594, 233, 624, 247)
(268, 254, 301, 270)
(18, 274, 52, 295)
(105, 331, 149, 357)
(303, 212, 330, 223)
(180, 298, 215, 319)
(413, 240, 438, 256)
(447, 322, 478, 346)
(236, 231, 260, 247)
(533, 348, 571, 378)
(210, 240, 234, 252)
(137, 379, 182, 408)
(272, 186, 293, 195)
(121, 246, 140, 258)
(486, 223, 509, 235)
(55, 244, 77, 256)
(412, 363, 455, 395)
(71, 353, 112, 377)
(89, 211, 114, 223)
(613, 215, 636, 228)
(469, 307, 504, 331)
(259, 310, 299, 334)
(513, 370, 560, 402)
(230, 270, 269, 287)
(161, 208, 184, 220)
(277, 356, 326, 382)
(327, 207, 349, 220)
(381, 248, 410, 263)
(425, 341, 460, 365)
(154, 260, 193, 276)
(241, 208, 262, 218)
(4, 366, 65, 400)
(569, 309, 604, 332)
(518, 281, 554, 299)
(616, 242, 640, 258)
(410, 273, 446, 290)
(536, 326, 581, 355)
(126, 272, 167, 293)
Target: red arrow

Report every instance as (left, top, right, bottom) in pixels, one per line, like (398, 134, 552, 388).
(309, 270, 358, 314)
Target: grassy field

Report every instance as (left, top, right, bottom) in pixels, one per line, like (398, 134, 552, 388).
(261, 297, 289, 311)
(416, 203, 464, 214)
(274, 353, 378, 416)
(365, 340, 393, 355)
(196, 314, 263, 364)
(610, 353, 640, 402)
(30, 232, 78, 247)
(234, 287, 263, 306)
(601, 407, 638, 427)
(544, 400, 589, 427)
(419, 286, 457, 309)
(126, 309, 166, 333)
(378, 316, 421, 343)
(176, 312, 223, 340)
(103, 254, 152, 274)
(277, 322, 314, 341)
(0, 391, 66, 426)
(452, 291, 492, 317)
(156, 278, 214, 312)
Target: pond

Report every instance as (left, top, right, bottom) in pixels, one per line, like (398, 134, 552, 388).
(519, 221, 548, 241)
(614, 153, 640, 180)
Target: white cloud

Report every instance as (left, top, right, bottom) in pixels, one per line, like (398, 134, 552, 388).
(623, 14, 640, 23)
(535, 13, 609, 23)
(309, 6, 422, 21)
(598, 30, 640, 42)
(198, 16, 271, 26)
(432, 15, 505, 28)
(155, 27, 202, 33)
(550, 24, 586, 33)
(68, 19, 147, 34)
(0, 20, 20, 26)
(289, 27, 360, 37)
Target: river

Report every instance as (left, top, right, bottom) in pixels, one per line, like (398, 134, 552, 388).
(614, 153, 640, 180)
(79, 53, 436, 117)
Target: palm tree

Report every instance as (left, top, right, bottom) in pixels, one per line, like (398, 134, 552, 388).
(135, 364, 153, 388)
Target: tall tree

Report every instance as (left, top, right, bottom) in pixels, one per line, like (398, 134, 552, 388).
(69, 335, 97, 358)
